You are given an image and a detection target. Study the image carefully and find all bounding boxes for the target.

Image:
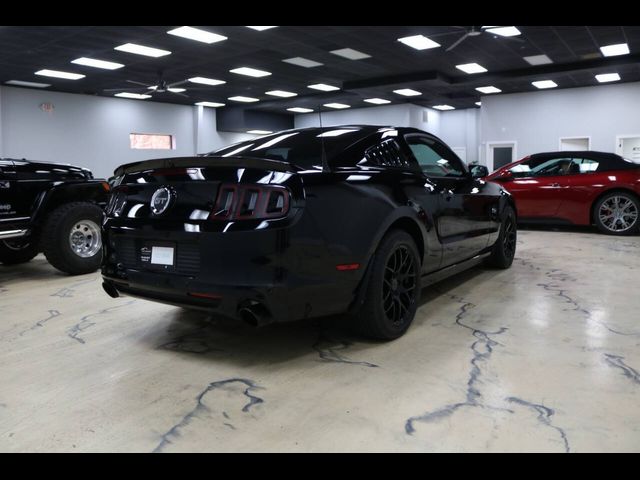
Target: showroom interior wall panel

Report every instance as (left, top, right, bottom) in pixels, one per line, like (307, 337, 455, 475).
(439, 108, 480, 163)
(480, 82, 640, 165)
(0, 86, 255, 179)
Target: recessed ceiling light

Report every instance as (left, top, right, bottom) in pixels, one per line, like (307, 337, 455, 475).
(523, 54, 553, 66)
(246, 26, 277, 31)
(195, 101, 225, 107)
(595, 73, 621, 83)
(475, 102, 482, 106)
(35, 69, 85, 80)
(228, 96, 259, 102)
(266, 90, 297, 97)
(308, 83, 340, 91)
(167, 26, 227, 44)
(188, 77, 226, 86)
(600, 43, 629, 57)
(323, 103, 350, 109)
(456, 63, 488, 74)
(230, 67, 272, 78)
(432, 105, 455, 111)
(283, 57, 323, 68)
(475, 86, 502, 94)
(71, 57, 123, 70)
(287, 107, 314, 113)
(114, 92, 151, 99)
(397, 34, 441, 50)
(485, 26, 521, 37)
(393, 88, 421, 96)
(247, 129, 273, 134)
(532, 80, 558, 89)
(364, 98, 391, 104)
(5, 80, 50, 88)
(330, 48, 371, 60)
(114, 43, 171, 58)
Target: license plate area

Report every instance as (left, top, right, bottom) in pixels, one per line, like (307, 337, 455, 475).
(140, 241, 176, 271)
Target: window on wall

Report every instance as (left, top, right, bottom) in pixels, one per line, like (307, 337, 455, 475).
(129, 133, 175, 150)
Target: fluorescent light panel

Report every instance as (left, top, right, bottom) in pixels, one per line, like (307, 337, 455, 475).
(282, 57, 323, 68)
(246, 26, 277, 31)
(532, 80, 558, 89)
(323, 103, 350, 109)
(167, 26, 227, 44)
(188, 77, 225, 86)
(456, 63, 487, 74)
(397, 34, 440, 50)
(35, 69, 85, 80)
(287, 107, 314, 113)
(330, 48, 371, 60)
(476, 86, 501, 94)
(115, 92, 151, 99)
(485, 26, 521, 37)
(247, 129, 273, 134)
(600, 43, 629, 57)
(266, 90, 297, 97)
(523, 54, 553, 66)
(432, 105, 455, 111)
(308, 83, 339, 91)
(393, 88, 421, 96)
(148, 86, 185, 93)
(5, 80, 50, 88)
(595, 73, 621, 83)
(114, 43, 171, 57)
(475, 102, 482, 106)
(228, 96, 259, 102)
(196, 101, 225, 107)
(364, 98, 391, 104)
(71, 57, 123, 70)
(230, 67, 271, 77)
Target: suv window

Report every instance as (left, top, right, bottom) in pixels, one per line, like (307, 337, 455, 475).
(509, 157, 572, 177)
(405, 136, 466, 178)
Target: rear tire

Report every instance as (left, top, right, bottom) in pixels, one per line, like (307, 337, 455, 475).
(0, 237, 39, 265)
(42, 202, 104, 275)
(353, 230, 421, 340)
(486, 205, 517, 269)
(593, 191, 640, 236)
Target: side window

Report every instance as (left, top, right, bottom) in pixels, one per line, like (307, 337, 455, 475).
(511, 157, 572, 177)
(405, 136, 466, 178)
(570, 158, 599, 174)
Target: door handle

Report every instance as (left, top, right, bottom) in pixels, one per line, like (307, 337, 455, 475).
(550, 183, 561, 188)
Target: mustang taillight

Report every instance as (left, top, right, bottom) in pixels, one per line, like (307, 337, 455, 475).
(210, 184, 290, 220)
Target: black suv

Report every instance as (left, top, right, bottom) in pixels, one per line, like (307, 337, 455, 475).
(0, 158, 110, 274)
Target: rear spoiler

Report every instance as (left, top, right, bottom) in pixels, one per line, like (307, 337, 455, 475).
(114, 155, 301, 177)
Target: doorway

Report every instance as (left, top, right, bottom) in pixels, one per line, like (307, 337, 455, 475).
(486, 141, 517, 171)
(616, 135, 640, 161)
(559, 136, 590, 151)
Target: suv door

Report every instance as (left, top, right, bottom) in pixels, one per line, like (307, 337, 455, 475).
(403, 134, 495, 266)
(0, 159, 21, 224)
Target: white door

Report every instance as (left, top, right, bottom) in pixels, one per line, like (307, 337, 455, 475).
(486, 142, 517, 172)
(616, 136, 640, 161)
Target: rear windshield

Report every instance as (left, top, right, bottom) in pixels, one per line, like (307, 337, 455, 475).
(208, 128, 372, 169)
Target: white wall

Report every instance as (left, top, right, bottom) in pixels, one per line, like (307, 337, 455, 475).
(480, 81, 640, 168)
(0, 86, 255, 178)
(295, 103, 442, 137)
(439, 108, 480, 163)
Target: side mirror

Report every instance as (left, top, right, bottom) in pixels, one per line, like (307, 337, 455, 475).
(470, 164, 489, 178)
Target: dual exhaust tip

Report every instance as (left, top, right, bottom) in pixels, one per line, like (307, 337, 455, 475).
(102, 281, 272, 327)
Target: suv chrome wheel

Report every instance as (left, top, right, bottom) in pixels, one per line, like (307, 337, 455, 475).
(68, 220, 102, 258)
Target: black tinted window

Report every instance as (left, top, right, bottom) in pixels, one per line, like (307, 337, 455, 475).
(406, 136, 465, 177)
(209, 128, 372, 169)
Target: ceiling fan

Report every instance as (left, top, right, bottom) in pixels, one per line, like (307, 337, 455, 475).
(446, 26, 525, 52)
(104, 72, 195, 98)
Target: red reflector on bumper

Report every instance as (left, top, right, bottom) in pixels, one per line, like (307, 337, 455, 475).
(336, 263, 360, 271)
(188, 292, 222, 300)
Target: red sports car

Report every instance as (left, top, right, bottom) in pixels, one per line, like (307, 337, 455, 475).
(485, 151, 640, 235)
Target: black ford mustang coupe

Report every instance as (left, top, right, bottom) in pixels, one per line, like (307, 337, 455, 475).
(102, 126, 516, 339)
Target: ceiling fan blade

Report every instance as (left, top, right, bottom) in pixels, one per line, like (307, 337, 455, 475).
(169, 91, 189, 98)
(103, 87, 150, 92)
(167, 79, 190, 88)
(126, 79, 152, 87)
(446, 33, 470, 52)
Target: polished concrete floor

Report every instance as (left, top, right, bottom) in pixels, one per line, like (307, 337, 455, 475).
(1, 229, 639, 452)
